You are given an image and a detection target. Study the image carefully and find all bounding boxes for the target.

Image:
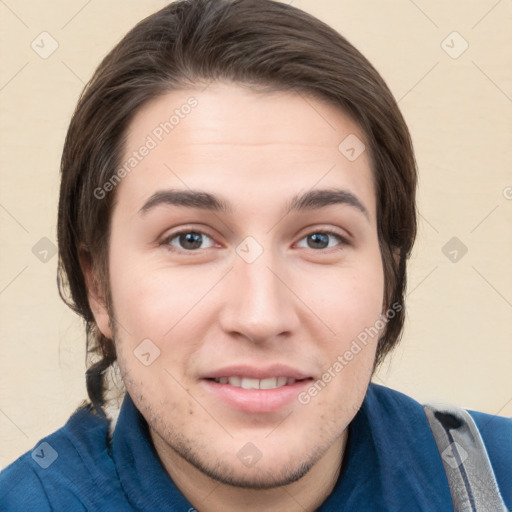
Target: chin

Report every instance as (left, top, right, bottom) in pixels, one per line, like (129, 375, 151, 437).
(180, 448, 316, 490)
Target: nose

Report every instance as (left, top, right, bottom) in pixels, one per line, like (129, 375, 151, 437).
(218, 248, 300, 345)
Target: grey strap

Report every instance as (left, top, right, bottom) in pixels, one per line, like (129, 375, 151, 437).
(424, 403, 508, 512)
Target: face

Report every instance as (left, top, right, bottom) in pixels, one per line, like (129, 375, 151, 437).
(89, 82, 385, 489)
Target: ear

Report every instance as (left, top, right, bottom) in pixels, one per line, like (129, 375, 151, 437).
(80, 250, 113, 340)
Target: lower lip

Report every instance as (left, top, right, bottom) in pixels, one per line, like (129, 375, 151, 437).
(200, 379, 313, 413)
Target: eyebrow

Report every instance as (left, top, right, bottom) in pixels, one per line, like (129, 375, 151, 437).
(286, 188, 369, 220)
(139, 189, 233, 215)
(139, 187, 370, 220)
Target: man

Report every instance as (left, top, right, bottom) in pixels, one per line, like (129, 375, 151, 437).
(1, 0, 510, 510)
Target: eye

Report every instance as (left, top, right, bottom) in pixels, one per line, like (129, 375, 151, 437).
(296, 231, 347, 250)
(163, 230, 216, 251)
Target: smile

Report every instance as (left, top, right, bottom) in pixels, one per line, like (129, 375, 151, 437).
(201, 368, 314, 413)
(210, 376, 300, 389)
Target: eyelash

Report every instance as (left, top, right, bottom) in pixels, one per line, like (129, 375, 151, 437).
(161, 228, 349, 254)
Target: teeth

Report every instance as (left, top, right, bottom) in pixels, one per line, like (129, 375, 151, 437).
(276, 376, 287, 387)
(228, 376, 241, 387)
(259, 377, 277, 389)
(241, 377, 260, 390)
(213, 376, 299, 389)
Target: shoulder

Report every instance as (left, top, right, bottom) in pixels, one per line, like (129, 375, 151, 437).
(366, 383, 512, 442)
(366, 383, 512, 467)
(363, 382, 425, 416)
(0, 402, 125, 511)
(365, 384, 512, 508)
(0, 455, 52, 512)
(469, 408, 512, 446)
(468, 409, 512, 506)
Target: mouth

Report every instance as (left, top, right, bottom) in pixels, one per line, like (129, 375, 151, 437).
(207, 376, 303, 389)
(200, 365, 314, 413)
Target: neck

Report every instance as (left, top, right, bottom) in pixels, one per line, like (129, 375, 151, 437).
(150, 429, 347, 512)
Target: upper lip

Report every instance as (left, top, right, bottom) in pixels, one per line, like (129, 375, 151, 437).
(202, 364, 313, 380)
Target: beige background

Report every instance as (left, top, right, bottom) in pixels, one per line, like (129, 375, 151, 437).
(1, 0, 511, 469)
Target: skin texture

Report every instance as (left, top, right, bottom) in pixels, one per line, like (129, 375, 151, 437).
(86, 82, 385, 512)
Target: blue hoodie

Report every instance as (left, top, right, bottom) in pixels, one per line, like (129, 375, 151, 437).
(1, 383, 510, 511)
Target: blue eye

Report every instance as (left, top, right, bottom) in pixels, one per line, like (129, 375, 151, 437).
(165, 231, 215, 251)
(162, 229, 347, 253)
(296, 231, 345, 250)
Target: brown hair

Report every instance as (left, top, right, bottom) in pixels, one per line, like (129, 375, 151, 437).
(58, 0, 417, 412)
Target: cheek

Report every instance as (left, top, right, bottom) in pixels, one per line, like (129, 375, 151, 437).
(107, 255, 222, 385)
(300, 255, 384, 338)
(108, 256, 200, 341)
(297, 253, 385, 394)
(296, 269, 383, 420)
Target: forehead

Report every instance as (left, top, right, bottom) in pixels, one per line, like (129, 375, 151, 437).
(115, 81, 375, 219)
